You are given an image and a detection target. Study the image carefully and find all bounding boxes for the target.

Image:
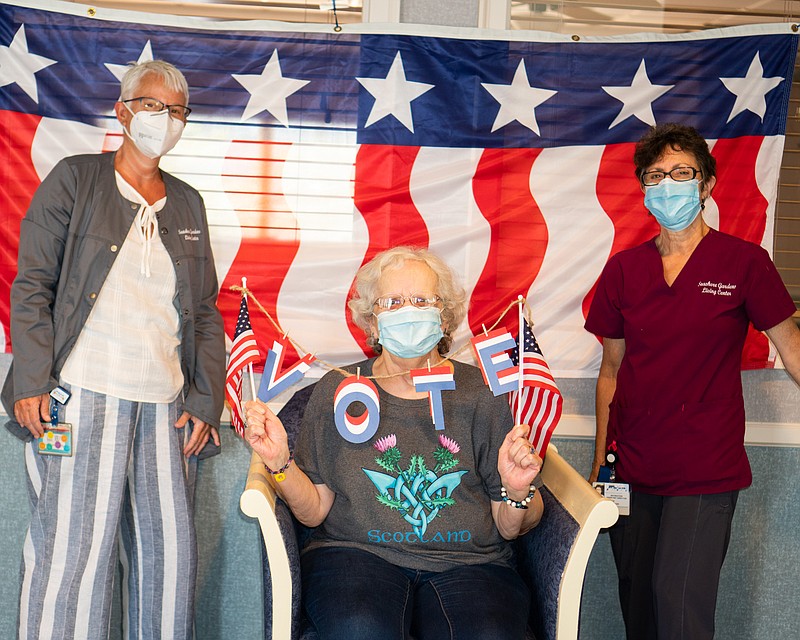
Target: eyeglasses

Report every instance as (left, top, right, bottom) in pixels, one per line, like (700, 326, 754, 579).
(373, 294, 441, 311)
(641, 166, 701, 187)
(123, 97, 192, 120)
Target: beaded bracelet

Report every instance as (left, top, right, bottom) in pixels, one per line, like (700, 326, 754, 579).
(265, 454, 294, 482)
(501, 484, 537, 509)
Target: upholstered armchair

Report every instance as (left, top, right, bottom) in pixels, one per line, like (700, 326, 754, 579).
(240, 385, 618, 640)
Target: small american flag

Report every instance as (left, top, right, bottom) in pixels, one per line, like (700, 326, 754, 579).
(508, 318, 563, 458)
(225, 295, 261, 436)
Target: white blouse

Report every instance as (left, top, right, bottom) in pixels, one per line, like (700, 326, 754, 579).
(60, 172, 184, 403)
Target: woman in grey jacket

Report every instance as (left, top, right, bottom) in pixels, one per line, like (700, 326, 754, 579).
(2, 60, 225, 639)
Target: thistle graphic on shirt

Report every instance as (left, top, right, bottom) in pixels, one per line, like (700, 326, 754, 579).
(363, 434, 467, 538)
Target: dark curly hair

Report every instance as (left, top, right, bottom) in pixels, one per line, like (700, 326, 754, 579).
(633, 123, 716, 185)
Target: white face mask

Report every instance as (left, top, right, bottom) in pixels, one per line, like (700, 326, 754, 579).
(123, 102, 185, 159)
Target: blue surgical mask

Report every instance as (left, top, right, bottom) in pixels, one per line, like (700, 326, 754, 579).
(643, 178, 702, 232)
(376, 306, 443, 359)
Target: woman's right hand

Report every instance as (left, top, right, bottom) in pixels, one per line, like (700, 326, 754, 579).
(244, 400, 291, 471)
(14, 393, 50, 438)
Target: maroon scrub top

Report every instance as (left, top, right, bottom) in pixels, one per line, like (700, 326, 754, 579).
(585, 229, 795, 495)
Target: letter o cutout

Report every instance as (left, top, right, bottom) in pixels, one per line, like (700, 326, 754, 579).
(333, 376, 380, 443)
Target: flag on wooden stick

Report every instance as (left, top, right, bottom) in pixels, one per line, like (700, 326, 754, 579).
(225, 295, 261, 436)
(508, 318, 563, 457)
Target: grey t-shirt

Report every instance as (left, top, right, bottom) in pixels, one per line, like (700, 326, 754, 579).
(295, 358, 515, 572)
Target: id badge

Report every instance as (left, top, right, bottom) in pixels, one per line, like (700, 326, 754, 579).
(592, 481, 630, 516)
(37, 423, 73, 456)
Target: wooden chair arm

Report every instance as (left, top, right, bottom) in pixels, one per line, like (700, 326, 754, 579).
(240, 451, 294, 640)
(540, 444, 619, 639)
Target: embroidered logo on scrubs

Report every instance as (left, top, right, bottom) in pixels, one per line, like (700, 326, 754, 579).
(698, 280, 737, 296)
(363, 434, 467, 539)
(178, 228, 201, 241)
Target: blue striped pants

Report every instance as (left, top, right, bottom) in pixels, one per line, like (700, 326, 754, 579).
(19, 386, 197, 640)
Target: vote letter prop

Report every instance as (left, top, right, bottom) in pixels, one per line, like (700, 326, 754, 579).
(334, 376, 380, 444)
(257, 336, 316, 403)
(470, 328, 518, 396)
(410, 366, 455, 431)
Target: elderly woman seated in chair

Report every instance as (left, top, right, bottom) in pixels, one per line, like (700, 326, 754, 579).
(244, 246, 544, 640)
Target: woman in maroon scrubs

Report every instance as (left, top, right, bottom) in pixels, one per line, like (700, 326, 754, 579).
(585, 123, 800, 640)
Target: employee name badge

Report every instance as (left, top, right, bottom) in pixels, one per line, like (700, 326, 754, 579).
(37, 388, 73, 456)
(38, 423, 73, 456)
(592, 481, 631, 516)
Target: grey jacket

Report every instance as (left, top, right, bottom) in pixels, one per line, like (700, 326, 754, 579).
(2, 152, 226, 441)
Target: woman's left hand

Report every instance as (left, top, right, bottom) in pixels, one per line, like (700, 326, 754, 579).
(176, 411, 220, 457)
(497, 424, 542, 495)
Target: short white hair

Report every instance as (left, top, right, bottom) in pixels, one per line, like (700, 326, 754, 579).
(119, 60, 189, 104)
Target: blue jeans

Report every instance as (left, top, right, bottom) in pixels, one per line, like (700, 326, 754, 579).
(301, 546, 530, 640)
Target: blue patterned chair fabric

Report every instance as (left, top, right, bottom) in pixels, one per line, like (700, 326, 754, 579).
(259, 384, 584, 640)
(516, 487, 580, 640)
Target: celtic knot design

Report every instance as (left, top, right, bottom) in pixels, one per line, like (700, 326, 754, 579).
(363, 434, 467, 538)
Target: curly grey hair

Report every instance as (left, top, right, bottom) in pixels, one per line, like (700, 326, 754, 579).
(347, 246, 467, 356)
(119, 60, 189, 105)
